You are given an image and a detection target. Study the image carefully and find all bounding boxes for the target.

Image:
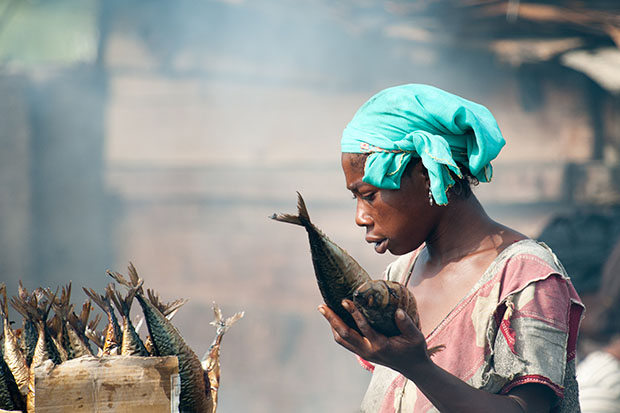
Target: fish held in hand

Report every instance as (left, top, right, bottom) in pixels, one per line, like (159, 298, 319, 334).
(352, 280, 419, 337)
(271, 192, 372, 333)
(272, 193, 445, 353)
(353, 280, 445, 354)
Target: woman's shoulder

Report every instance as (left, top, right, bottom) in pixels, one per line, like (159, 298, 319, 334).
(488, 239, 583, 309)
(491, 238, 570, 279)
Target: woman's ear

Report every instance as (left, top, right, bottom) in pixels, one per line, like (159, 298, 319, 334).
(411, 160, 429, 184)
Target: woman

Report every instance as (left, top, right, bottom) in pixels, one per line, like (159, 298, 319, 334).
(318, 84, 583, 412)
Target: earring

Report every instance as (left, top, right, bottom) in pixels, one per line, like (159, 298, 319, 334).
(428, 188, 434, 206)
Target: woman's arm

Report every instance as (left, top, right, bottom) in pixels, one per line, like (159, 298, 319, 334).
(319, 300, 555, 413)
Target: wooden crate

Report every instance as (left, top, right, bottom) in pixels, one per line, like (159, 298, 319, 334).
(29, 355, 180, 412)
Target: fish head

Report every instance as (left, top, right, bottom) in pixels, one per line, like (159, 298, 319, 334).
(352, 280, 391, 310)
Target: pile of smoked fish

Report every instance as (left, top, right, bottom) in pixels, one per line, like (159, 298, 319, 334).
(0, 263, 243, 413)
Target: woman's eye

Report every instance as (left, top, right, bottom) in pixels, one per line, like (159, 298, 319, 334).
(361, 192, 375, 201)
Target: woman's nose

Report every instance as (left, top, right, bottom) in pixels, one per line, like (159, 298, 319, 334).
(355, 203, 373, 227)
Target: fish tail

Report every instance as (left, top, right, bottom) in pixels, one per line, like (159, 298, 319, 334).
(49, 284, 71, 319)
(127, 262, 143, 288)
(270, 192, 312, 226)
(82, 288, 107, 313)
(109, 287, 149, 356)
(162, 298, 189, 318)
(60, 283, 72, 307)
(295, 191, 312, 222)
(9, 296, 30, 321)
(121, 289, 137, 319)
(83, 286, 121, 354)
(108, 267, 145, 311)
(269, 212, 303, 225)
(83, 313, 104, 352)
(33, 287, 56, 323)
(87, 313, 102, 333)
(16, 281, 28, 301)
(78, 300, 93, 331)
(108, 288, 127, 319)
(104, 285, 124, 342)
(66, 310, 94, 356)
(202, 302, 243, 363)
(107, 269, 132, 289)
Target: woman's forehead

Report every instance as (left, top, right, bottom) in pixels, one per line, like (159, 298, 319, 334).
(341, 152, 367, 170)
(342, 154, 374, 192)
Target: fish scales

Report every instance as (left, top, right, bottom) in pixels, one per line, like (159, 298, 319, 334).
(109, 288, 149, 356)
(0, 343, 26, 412)
(32, 308, 63, 367)
(305, 222, 369, 332)
(109, 264, 212, 412)
(9, 298, 36, 367)
(139, 295, 188, 357)
(21, 318, 37, 366)
(10, 287, 63, 413)
(56, 288, 82, 360)
(48, 314, 69, 362)
(83, 287, 122, 356)
(135, 291, 211, 412)
(271, 192, 372, 333)
(76, 300, 98, 355)
(64, 323, 93, 358)
(48, 285, 83, 361)
(61, 301, 95, 359)
(15, 282, 37, 366)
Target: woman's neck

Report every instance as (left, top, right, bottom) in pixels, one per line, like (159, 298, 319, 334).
(423, 195, 521, 266)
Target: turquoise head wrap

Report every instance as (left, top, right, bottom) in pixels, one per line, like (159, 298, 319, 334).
(341, 84, 505, 205)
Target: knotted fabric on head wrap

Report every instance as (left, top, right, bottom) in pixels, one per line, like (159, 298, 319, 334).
(341, 84, 505, 205)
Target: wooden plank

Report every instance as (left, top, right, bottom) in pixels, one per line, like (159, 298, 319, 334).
(30, 356, 179, 413)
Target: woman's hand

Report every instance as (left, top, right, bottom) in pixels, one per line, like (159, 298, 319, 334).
(318, 299, 431, 378)
(319, 299, 556, 412)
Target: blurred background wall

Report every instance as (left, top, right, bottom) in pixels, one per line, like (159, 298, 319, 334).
(0, 1, 619, 411)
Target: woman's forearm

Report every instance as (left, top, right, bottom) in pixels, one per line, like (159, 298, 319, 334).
(400, 360, 551, 413)
(320, 302, 553, 412)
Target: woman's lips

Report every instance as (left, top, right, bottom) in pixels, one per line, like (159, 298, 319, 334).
(373, 239, 388, 254)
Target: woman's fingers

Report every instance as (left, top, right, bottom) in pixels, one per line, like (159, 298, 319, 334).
(318, 304, 368, 352)
(341, 299, 380, 340)
(393, 308, 420, 338)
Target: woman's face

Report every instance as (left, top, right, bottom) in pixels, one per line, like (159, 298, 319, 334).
(341, 153, 438, 255)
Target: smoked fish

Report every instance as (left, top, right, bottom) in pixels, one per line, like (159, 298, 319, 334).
(108, 264, 212, 413)
(271, 193, 434, 340)
(0, 284, 29, 396)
